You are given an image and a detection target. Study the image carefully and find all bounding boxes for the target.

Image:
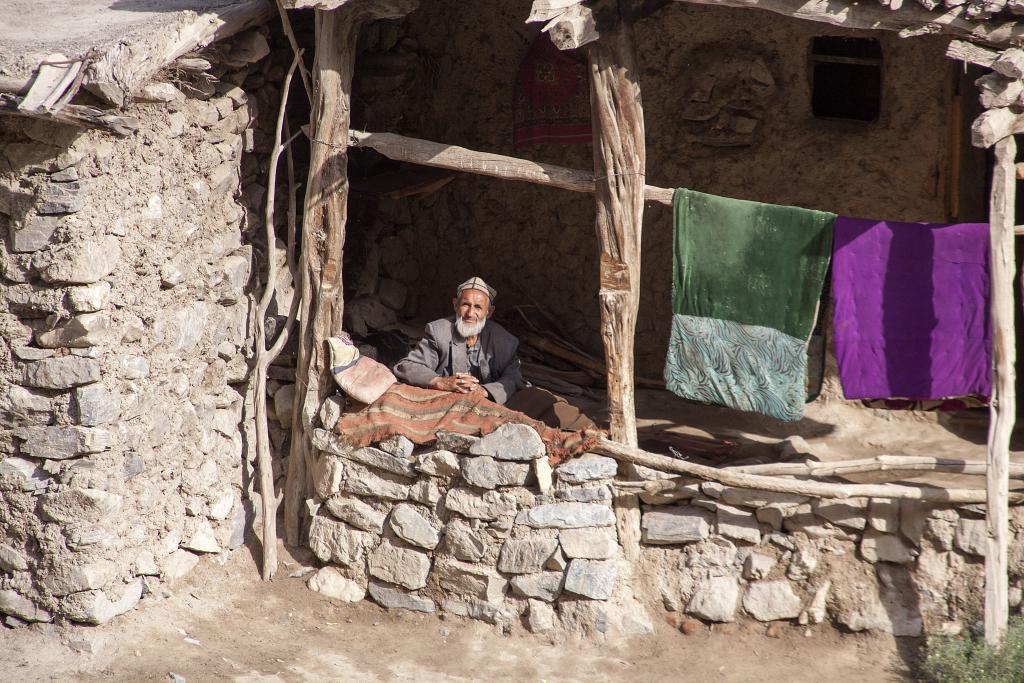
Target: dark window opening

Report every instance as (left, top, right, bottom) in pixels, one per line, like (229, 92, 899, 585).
(810, 37, 882, 122)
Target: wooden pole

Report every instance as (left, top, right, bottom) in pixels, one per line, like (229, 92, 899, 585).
(587, 7, 645, 449)
(728, 454, 1024, 478)
(348, 129, 674, 205)
(284, 7, 356, 546)
(253, 53, 301, 580)
(595, 438, 1024, 503)
(283, 0, 416, 547)
(985, 134, 1017, 646)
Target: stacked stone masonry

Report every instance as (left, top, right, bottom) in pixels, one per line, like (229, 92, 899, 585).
(0, 31, 285, 627)
(306, 414, 1024, 638)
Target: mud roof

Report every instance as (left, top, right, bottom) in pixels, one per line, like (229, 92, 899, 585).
(0, 0, 273, 105)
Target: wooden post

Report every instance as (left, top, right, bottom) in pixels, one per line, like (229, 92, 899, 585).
(985, 134, 1016, 646)
(283, 0, 416, 546)
(587, 6, 645, 449)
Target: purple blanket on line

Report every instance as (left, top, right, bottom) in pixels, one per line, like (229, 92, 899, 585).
(832, 217, 991, 401)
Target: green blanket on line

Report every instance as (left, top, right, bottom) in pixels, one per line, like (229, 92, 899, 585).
(665, 188, 834, 421)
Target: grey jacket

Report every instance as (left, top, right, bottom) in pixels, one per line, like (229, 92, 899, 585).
(393, 318, 524, 404)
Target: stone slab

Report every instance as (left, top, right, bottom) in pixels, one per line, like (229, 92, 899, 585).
(367, 581, 435, 613)
(555, 455, 617, 484)
(510, 571, 564, 602)
(324, 495, 385, 533)
(641, 508, 710, 545)
(389, 504, 440, 550)
(743, 581, 802, 622)
(687, 575, 739, 623)
(367, 540, 431, 590)
(468, 423, 544, 461)
(497, 538, 559, 574)
(564, 559, 617, 600)
(515, 502, 615, 529)
(444, 488, 517, 521)
(559, 527, 618, 559)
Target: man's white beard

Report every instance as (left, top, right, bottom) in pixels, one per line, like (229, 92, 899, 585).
(456, 318, 486, 338)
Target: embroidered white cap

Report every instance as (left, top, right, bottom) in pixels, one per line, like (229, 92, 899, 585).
(456, 276, 497, 302)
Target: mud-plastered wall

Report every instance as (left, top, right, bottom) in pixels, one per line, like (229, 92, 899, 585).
(0, 37, 284, 626)
(354, 0, 955, 377)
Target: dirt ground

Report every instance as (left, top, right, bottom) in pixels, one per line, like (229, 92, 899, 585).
(0, 543, 914, 683)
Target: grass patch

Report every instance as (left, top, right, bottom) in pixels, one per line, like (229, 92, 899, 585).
(919, 617, 1024, 683)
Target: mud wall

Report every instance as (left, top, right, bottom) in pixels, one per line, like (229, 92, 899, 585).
(0, 37, 285, 625)
(351, 1, 957, 378)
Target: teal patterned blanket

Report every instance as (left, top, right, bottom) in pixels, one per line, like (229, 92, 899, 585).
(665, 315, 808, 422)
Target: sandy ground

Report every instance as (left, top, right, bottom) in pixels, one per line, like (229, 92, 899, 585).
(0, 544, 914, 683)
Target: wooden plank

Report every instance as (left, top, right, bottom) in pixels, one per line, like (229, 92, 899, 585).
(985, 135, 1016, 646)
(349, 129, 675, 205)
(19, 54, 77, 112)
(947, 39, 1001, 67)
(587, 7, 646, 448)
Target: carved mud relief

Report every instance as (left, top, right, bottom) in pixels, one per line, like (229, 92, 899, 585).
(677, 48, 777, 148)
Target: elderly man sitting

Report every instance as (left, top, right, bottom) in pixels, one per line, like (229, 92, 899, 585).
(393, 277, 592, 430)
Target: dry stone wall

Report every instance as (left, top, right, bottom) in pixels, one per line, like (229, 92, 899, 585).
(0, 35, 284, 627)
(307, 421, 654, 637)
(306, 413, 1024, 638)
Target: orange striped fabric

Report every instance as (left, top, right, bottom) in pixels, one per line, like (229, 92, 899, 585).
(333, 383, 601, 465)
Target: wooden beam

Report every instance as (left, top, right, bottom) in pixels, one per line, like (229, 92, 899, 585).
(85, 0, 274, 106)
(985, 135, 1016, 646)
(671, 0, 1024, 47)
(529, 0, 671, 50)
(947, 39, 1001, 68)
(284, 0, 417, 546)
(349, 129, 674, 204)
(728, 454, 1024, 478)
(0, 94, 139, 136)
(279, 0, 416, 9)
(972, 107, 1024, 147)
(596, 439, 1024, 503)
(587, 7, 645, 448)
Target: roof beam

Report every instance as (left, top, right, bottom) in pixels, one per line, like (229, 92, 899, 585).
(0, 94, 139, 136)
(532, 0, 1024, 49)
(278, 0, 416, 14)
(672, 0, 1024, 46)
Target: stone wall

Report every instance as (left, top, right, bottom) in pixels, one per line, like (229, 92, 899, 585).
(305, 417, 1024, 638)
(0, 32, 285, 627)
(347, 0, 962, 378)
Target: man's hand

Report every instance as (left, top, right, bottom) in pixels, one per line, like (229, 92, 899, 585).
(429, 373, 485, 395)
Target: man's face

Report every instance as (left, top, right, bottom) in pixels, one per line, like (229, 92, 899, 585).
(452, 288, 493, 326)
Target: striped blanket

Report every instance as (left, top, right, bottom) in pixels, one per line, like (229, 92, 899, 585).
(333, 383, 600, 465)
